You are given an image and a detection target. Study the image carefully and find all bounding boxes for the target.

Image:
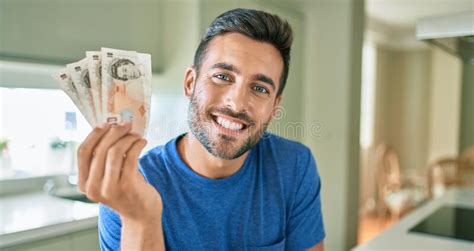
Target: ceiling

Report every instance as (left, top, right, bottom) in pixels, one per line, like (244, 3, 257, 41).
(366, 0, 474, 28)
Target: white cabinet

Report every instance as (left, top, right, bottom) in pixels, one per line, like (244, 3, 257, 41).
(2, 228, 99, 251)
(0, 0, 164, 72)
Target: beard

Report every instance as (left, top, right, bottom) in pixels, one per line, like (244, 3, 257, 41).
(187, 93, 269, 160)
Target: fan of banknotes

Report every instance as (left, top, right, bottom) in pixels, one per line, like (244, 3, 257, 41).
(52, 48, 152, 136)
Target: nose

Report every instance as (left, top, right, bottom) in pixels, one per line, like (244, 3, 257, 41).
(223, 83, 249, 113)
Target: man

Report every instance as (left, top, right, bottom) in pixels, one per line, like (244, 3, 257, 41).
(78, 8, 325, 251)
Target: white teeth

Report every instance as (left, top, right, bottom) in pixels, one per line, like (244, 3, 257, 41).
(216, 116, 243, 130)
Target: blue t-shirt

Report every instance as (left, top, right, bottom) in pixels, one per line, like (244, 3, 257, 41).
(98, 133, 325, 250)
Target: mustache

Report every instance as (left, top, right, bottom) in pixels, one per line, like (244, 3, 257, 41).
(209, 107, 256, 126)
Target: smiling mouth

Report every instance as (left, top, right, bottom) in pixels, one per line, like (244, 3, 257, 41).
(211, 114, 249, 132)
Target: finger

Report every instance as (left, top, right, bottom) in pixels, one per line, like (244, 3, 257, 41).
(76, 123, 111, 192)
(102, 134, 141, 198)
(86, 123, 132, 196)
(121, 139, 148, 179)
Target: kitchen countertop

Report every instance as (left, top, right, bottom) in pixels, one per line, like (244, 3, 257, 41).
(0, 192, 98, 248)
(353, 188, 474, 250)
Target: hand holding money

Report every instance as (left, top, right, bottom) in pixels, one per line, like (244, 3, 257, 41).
(77, 122, 165, 249)
(52, 48, 152, 136)
(54, 48, 163, 249)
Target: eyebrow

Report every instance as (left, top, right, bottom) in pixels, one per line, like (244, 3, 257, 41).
(253, 73, 275, 91)
(210, 62, 241, 74)
(209, 62, 276, 91)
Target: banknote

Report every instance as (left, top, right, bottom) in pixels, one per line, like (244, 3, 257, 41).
(101, 47, 151, 136)
(67, 58, 97, 126)
(86, 51, 102, 122)
(51, 70, 95, 127)
(138, 52, 152, 135)
(52, 48, 152, 134)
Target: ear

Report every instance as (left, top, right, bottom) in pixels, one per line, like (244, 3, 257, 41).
(183, 66, 197, 100)
(271, 95, 283, 119)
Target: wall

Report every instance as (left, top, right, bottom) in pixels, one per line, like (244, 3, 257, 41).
(427, 47, 462, 161)
(372, 45, 436, 173)
(395, 49, 431, 172)
(373, 44, 463, 170)
(303, 0, 364, 250)
(460, 61, 474, 151)
(146, 1, 201, 146)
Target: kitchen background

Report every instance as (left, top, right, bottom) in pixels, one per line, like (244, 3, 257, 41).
(0, 0, 473, 250)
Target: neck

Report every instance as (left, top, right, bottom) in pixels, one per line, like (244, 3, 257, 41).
(177, 133, 249, 179)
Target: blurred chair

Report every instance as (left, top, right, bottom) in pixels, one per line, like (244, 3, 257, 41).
(375, 144, 425, 226)
(427, 157, 460, 198)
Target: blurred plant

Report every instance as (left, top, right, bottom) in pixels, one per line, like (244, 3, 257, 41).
(0, 138, 9, 153)
(49, 137, 68, 151)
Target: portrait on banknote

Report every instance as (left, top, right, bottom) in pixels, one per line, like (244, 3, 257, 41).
(110, 58, 142, 81)
(83, 71, 91, 88)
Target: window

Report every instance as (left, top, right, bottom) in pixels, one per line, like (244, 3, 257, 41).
(0, 60, 190, 180)
(360, 42, 377, 149)
(0, 87, 90, 179)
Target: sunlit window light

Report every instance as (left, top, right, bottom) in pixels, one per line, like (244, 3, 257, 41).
(360, 42, 377, 149)
(0, 87, 91, 179)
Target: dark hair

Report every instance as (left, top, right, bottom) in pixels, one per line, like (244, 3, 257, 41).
(193, 8, 293, 96)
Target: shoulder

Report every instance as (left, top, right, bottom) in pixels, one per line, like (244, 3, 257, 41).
(258, 133, 314, 166)
(260, 133, 311, 152)
(139, 134, 183, 168)
(139, 144, 166, 168)
(256, 133, 319, 191)
(257, 134, 321, 213)
(137, 139, 175, 188)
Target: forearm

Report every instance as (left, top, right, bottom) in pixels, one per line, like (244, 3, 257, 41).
(120, 214, 165, 251)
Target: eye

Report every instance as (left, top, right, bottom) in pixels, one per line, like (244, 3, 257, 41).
(253, 85, 269, 94)
(214, 73, 231, 81)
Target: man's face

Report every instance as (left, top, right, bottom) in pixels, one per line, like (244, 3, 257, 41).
(117, 63, 141, 80)
(185, 33, 283, 160)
